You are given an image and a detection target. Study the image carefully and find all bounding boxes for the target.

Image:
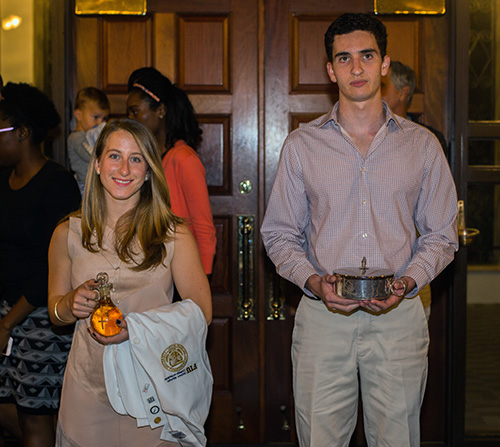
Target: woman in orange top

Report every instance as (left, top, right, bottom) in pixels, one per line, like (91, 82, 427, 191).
(126, 67, 216, 275)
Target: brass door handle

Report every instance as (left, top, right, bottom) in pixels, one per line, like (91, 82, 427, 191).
(235, 406, 245, 430)
(457, 200, 480, 247)
(280, 405, 291, 431)
(237, 215, 255, 320)
(267, 270, 285, 320)
(238, 179, 253, 194)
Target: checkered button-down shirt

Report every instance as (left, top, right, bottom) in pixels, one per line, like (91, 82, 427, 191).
(261, 102, 458, 295)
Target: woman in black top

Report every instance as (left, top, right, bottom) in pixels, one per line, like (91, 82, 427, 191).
(0, 83, 81, 446)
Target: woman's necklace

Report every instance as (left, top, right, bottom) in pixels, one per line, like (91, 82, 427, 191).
(94, 225, 123, 288)
(99, 249, 123, 289)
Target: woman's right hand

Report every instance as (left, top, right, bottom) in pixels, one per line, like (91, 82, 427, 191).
(69, 279, 99, 319)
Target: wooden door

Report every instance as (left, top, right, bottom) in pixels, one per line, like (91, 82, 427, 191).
(68, 0, 451, 444)
(70, 0, 262, 443)
(263, 1, 451, 445)
(451, 1, 500, 445)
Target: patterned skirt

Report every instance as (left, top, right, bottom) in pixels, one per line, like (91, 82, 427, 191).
(0, 301, 73, 414)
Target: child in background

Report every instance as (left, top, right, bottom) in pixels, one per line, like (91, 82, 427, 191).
(68, 87, 110, 193)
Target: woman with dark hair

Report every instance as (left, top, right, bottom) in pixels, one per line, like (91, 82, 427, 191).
(0, 82, 81, 446)
(48, 119, 212, 446)
(126, 68, 216, 276)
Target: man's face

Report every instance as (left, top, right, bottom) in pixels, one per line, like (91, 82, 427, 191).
(326, 30, 389, 104)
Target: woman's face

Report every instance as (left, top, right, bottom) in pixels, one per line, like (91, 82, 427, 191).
(0, 116, 19, 167)
(95, 129, 148, 206)
(126, 91, 164, 136)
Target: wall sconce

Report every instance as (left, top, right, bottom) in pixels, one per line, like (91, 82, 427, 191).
(374, 0, 446, 15)
(2, 15, 22, 31)
(75, 0, 147, 15)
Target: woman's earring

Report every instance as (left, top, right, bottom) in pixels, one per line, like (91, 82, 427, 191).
(145, 174, 150, 181)
(96, 169, 100, 176)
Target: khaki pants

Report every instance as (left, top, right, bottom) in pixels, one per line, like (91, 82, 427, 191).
(292, 296, 429, 447)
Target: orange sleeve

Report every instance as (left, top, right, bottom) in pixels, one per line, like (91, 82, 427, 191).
(164, 144, 217, 274)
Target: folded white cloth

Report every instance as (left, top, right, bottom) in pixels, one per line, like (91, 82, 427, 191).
(103, 299, 213, 446)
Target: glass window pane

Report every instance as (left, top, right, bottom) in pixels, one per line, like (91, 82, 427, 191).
(466, 183, 499, 265)
(468, 140, 500, 166)
(469, 0, 500, 121)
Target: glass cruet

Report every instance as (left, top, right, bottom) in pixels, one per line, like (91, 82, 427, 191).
(90, 272, 123, 337)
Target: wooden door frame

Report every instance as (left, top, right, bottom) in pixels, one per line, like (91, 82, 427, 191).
(32, 0, 71, 167)
(450, 1, 500, 446)
(449, 1, 467, 446)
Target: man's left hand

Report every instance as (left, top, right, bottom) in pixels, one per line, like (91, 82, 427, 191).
(359, 276, 415, 312)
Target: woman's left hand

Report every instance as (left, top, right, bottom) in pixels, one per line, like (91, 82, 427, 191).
(88, 318, 129, 345)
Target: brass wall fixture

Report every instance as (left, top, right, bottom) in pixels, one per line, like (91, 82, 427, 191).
(1, 15, 22, 31)
(75, 0, 147, 15)
(374, 0, 445, 15)
(237, 215, 256, 320)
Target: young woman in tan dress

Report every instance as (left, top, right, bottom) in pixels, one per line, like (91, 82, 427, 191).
(48, 119, 212, 446)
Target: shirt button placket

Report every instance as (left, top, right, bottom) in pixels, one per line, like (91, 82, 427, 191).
(360, 165, 369, 243)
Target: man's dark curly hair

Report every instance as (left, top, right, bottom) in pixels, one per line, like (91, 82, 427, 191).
(0, 82, 60, 144)
(324, 13, 388, 63)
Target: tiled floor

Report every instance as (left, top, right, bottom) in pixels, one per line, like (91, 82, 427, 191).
(465, 303, 500, 436)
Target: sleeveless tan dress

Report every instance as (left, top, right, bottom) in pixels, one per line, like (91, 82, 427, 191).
(56, 217, 177, 447)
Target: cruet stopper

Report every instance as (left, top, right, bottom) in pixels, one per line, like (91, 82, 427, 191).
(359, 257, 368, 275)
(90, 272, 123, 337)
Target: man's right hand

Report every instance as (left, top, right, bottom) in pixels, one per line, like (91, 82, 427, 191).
(306, 274, 361, 313)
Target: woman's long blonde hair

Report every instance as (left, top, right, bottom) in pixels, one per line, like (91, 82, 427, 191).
(79, 119, 183, 271)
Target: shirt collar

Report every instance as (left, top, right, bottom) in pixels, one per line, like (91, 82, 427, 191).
(318, 100, 403, 130)
(318, 102, 340, 128)
(382, 101, 404, 130)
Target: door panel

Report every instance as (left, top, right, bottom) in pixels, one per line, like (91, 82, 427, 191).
(178, 16, 229, 92)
